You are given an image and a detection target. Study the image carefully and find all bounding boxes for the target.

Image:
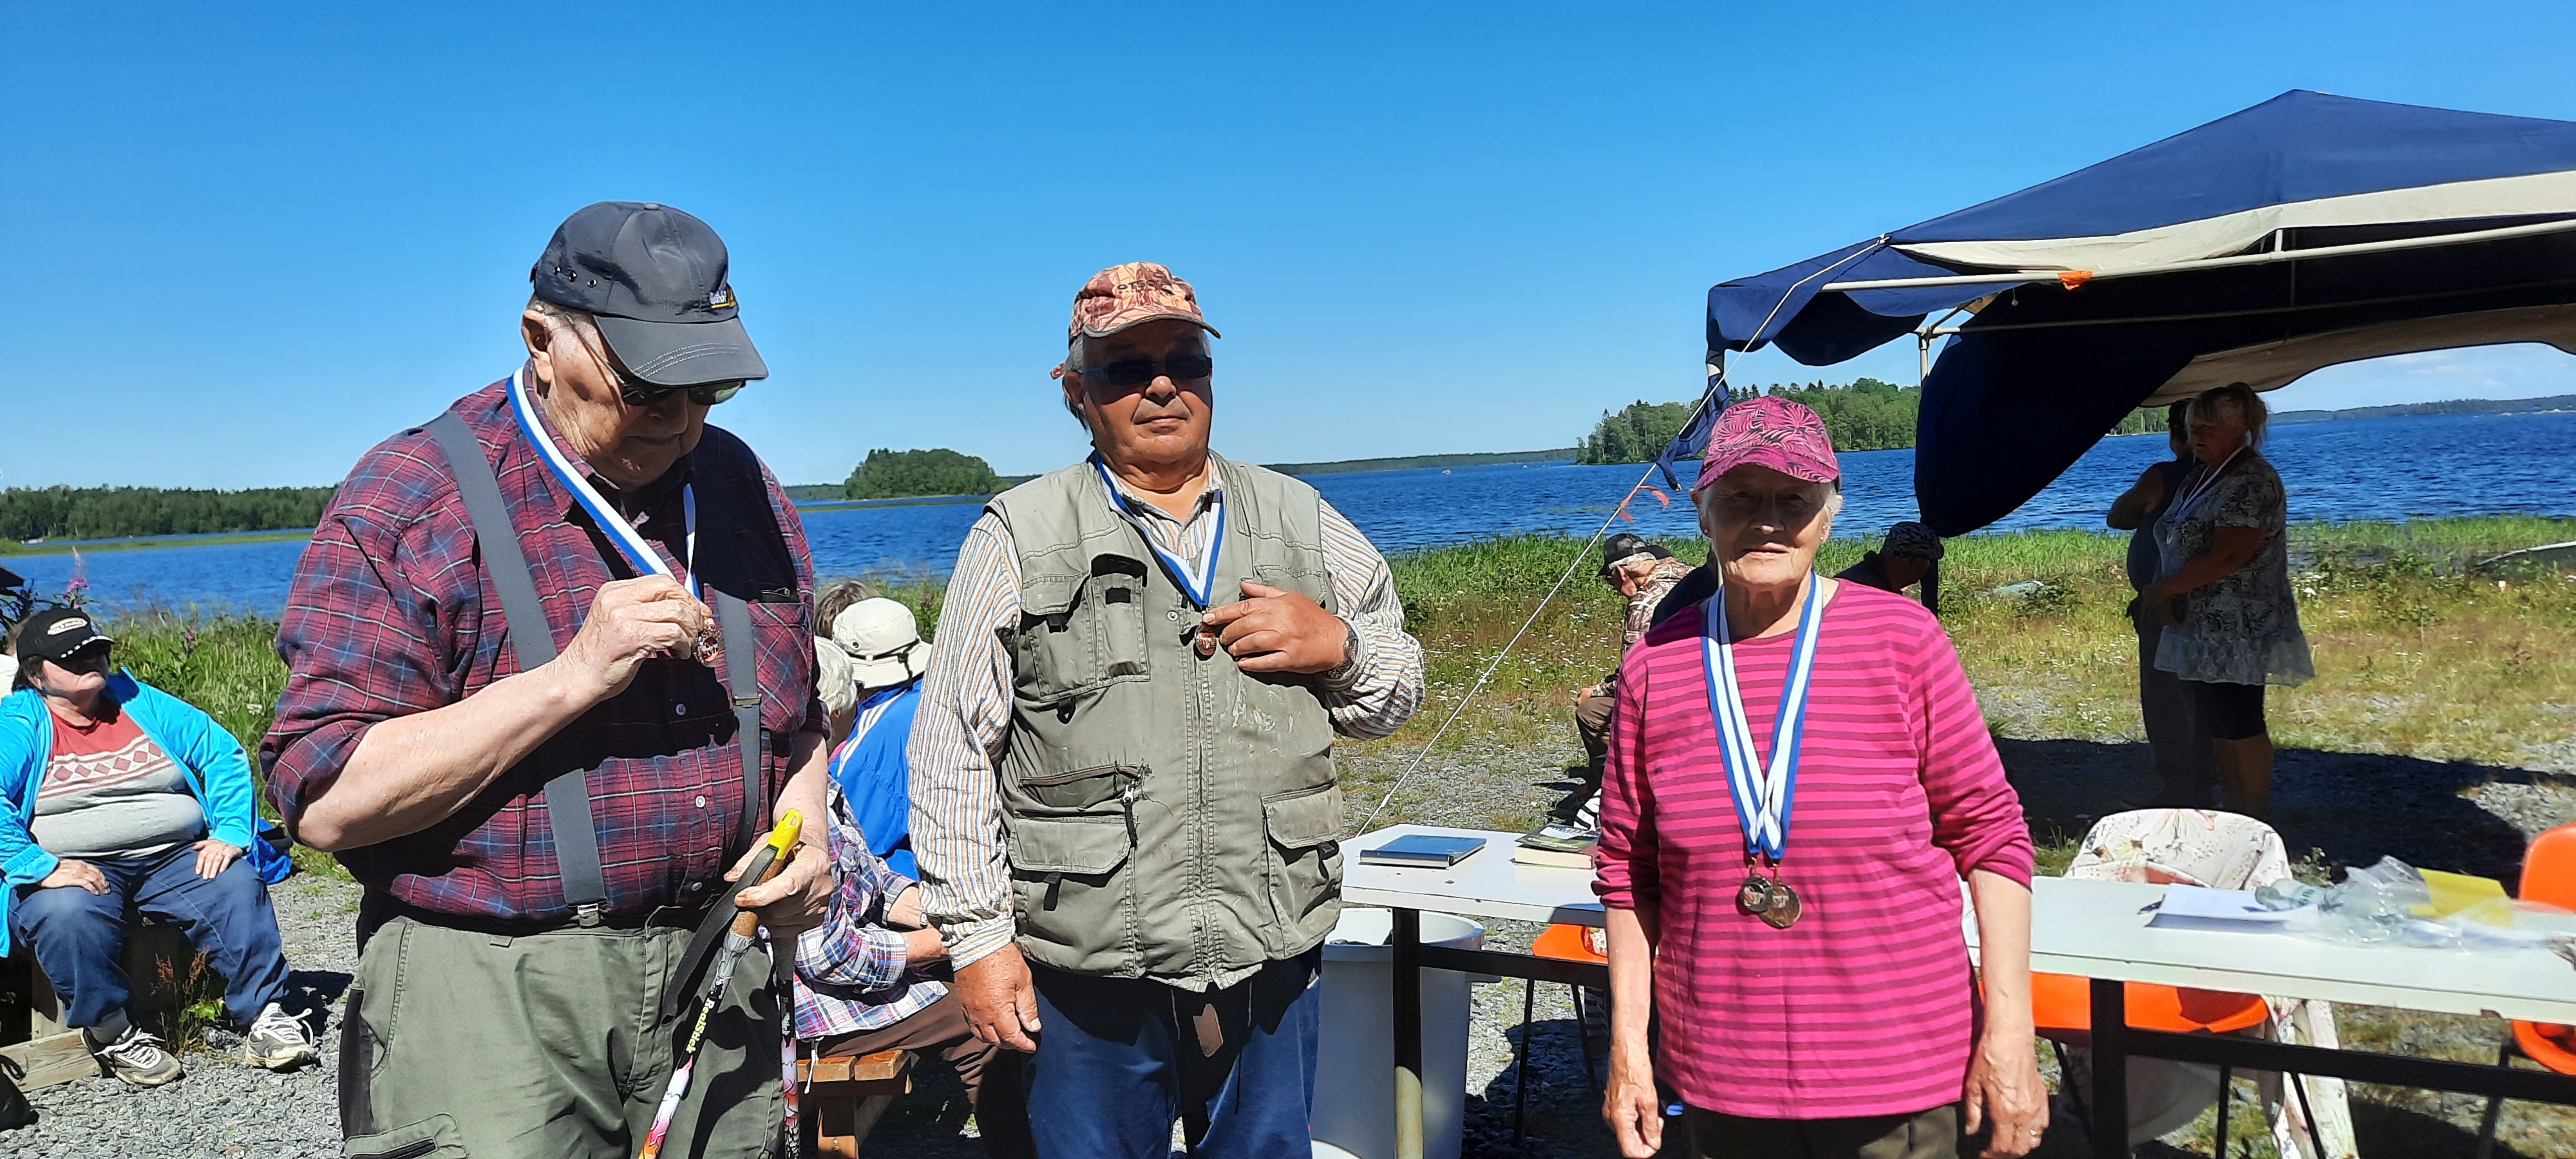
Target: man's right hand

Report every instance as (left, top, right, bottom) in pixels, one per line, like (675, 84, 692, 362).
(955, 943, 1043, 1052)
(39, 859, 108, 895)
(555, 576, 715, 703)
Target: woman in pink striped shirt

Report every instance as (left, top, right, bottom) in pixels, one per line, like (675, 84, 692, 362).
(1595, 397, 2047, 1159)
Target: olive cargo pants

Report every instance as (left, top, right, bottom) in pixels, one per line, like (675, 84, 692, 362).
(339, 913, 782, 1159)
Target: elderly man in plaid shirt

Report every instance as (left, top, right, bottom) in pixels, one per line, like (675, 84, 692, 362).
(792, 783, 1031, 1155)
(262, 203, 835, 1159)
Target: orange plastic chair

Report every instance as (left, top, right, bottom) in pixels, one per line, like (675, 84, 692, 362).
(2476, 824, 2576, 1157)
(1513, 923, 1609, 1142)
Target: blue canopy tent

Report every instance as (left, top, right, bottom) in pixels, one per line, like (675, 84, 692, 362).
(1703, 91, 2576, 536)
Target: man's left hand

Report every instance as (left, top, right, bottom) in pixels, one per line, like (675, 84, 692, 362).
(191, 840, 243, 881)
(1198, 581, 1349, 674)
(728, 839, 833, 934)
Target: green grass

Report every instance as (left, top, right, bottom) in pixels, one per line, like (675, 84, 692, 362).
(0, 528, 314, 556)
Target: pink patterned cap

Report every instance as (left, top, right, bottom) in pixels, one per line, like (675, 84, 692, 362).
(1695, 395, 1841, 490)
(1065, 261, 1221, 343)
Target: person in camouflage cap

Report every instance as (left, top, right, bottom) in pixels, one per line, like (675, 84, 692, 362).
(909, 262, 1426, 1157)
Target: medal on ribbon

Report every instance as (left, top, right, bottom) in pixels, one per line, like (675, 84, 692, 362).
(1702, 575, 1826, 930)
(507, 369, 719, 663)
(1092, 455, 1227, 616)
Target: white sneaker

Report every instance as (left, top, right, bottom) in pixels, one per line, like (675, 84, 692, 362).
(242, 1002, 317, 1071)
(91, 1025, 183, 1087)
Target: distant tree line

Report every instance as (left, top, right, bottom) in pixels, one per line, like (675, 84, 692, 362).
(1577, 378, 1922, 464)
(1580, 379, 2180, 464)
(843, 448, 1005, 500)
(0, 485, 336, 542)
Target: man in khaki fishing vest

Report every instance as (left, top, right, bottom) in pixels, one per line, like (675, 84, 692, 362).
(910, 261, 1425, 1157)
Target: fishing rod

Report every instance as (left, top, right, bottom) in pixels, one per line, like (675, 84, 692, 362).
(638, 809, 803, 1159)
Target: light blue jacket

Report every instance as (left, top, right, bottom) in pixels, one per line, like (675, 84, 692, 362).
(0, 674, 283, 955)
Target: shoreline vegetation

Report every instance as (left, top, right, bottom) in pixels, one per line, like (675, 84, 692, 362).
(8, 396, 2567, 547)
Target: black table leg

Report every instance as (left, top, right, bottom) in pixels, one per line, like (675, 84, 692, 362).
(2092, 978, 2129, 1159)
(1393, 907, 1424, 1159)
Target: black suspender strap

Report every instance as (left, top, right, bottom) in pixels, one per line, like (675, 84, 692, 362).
(712, 590, 765, 856)
(424, 411, 611, 917)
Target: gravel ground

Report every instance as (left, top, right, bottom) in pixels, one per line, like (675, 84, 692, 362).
(0, 874, 357, 1158)
(4, 727, 2570, 1157)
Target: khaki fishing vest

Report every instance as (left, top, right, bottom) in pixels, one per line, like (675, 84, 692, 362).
(988, 454, 1345, 991)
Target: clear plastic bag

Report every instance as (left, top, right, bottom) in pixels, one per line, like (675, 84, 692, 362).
(2284, 856, 2576, 952)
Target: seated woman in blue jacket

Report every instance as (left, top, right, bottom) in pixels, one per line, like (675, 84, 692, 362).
(1, 610, 312, 1086)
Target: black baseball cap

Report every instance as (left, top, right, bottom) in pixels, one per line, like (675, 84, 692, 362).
(15, 608, 112, 664)
(531, 202, 770, 388)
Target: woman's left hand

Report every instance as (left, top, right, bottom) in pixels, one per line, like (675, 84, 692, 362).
(191, 839, 243, 881)
(1962, 1029, 2049, 1158)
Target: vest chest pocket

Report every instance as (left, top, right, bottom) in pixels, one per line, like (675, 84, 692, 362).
(1261, 784, 1346, 951)
(1009, 561, 1151, 704)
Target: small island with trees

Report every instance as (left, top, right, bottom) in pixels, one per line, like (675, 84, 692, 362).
(842, 448, 1006, 500)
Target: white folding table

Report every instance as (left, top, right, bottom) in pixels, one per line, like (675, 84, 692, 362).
(1346, 825, 2576, 1159)
(1978, 877, 2576, 1158)
(1343, 825, 1607, 1159)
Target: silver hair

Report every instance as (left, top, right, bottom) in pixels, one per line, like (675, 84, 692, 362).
(1061, 335, 1088, 424)
(526, 294, 605, 353)
(2193, 381, 2269, 450)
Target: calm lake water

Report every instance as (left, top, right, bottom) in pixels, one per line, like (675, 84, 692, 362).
(16, 410, 2575, 619)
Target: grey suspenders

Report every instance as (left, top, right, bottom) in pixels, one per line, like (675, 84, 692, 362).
(426, 411, 766, 920)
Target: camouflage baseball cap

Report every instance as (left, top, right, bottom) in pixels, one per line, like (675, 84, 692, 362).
(1066, 261, 1222, 343)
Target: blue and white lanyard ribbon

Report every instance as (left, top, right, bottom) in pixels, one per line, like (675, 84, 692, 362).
(1701, 576, 1826, 860)
(1091, 455, 1225, 608)
(2170, 446, 2244, 523)
(507, 368, 698, 596)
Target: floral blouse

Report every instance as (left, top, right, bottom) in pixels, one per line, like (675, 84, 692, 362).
(2152, 454, 2314, 686)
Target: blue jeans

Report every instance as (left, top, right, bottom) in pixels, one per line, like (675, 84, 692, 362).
(1025, 948, 1322, 1159)
(10, 845, 293, 1035)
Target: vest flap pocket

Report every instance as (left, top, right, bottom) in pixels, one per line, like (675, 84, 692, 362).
(1262, 785, 1345, 850)
(1008, 816, 1133, 875)
(1019, 574, 1085, 618)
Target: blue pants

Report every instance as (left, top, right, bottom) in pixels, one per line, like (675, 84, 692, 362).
(10, 845, 292, 1035)
(1025, 948, 1322, 1159)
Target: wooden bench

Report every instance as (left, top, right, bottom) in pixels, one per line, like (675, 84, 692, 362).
(0, 916, 197, 1089)
(795, 1048, 916, 1158)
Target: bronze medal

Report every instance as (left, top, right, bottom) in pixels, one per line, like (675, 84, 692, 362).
(1760, 879, 1803, 930)
(1736, 874, 1774, 914)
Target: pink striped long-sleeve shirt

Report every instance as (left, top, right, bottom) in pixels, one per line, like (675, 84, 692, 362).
(1593, 580, 2032, 1120)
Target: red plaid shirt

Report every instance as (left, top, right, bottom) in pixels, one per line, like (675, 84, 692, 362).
(260, 379, 825, 922)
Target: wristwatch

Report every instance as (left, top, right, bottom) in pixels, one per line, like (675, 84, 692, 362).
(1321, 619, 1362, 685)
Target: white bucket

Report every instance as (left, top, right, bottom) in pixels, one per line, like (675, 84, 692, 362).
(1309, 907, 1486, 1159)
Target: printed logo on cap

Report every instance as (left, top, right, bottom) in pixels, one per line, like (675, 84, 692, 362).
(46, 618, 88, 636)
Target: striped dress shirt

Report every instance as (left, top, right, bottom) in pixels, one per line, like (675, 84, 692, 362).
(910, 460, 1425, 970)
(1593, 580, 2034, 1119)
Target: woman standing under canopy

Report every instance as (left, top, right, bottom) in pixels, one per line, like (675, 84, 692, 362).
(1595, 397, 2046, 1159)
(2139, 382, 2313, 819)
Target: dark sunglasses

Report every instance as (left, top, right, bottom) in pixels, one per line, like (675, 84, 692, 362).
(1078, 352, 1214, 391)
(564, 321, 745, 408)
(621, 380, 746, 408)
(46, 643, 112, 672)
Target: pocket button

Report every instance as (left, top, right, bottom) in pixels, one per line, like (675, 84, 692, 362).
(1167, 610, 1180, 621)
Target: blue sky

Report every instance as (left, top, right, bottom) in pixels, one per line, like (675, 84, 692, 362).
(7, 2, 2575, 489)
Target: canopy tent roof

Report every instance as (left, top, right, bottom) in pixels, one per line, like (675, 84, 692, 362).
(1705, 91, 2576, 535)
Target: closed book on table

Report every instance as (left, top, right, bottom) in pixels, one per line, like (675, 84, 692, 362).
(1514, 823, 1597, 869)
(1358, 834, 1488, 867)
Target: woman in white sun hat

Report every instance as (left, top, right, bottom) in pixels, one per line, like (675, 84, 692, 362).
(824, 598, 933, 878)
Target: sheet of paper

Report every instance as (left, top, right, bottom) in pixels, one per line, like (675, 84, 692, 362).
(2152, 883, 2301, 927)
